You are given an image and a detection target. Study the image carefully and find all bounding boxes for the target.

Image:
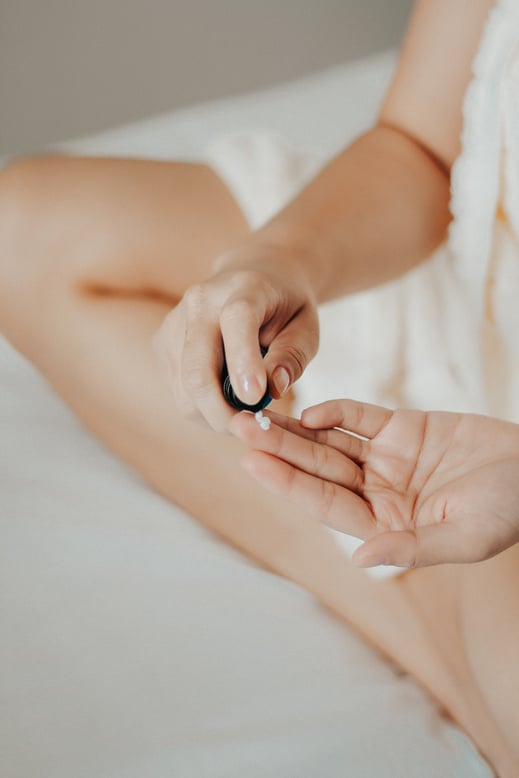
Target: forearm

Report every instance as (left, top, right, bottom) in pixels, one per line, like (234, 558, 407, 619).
(249, 122, 451, 303)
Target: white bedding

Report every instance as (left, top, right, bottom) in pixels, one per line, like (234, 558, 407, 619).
(0, 52, 493, 777)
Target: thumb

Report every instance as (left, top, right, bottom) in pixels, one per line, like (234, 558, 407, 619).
(352, 523, 480, 569)
(264, 305, 319, 399)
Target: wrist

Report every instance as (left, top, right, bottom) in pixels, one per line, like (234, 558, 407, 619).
(213, 221, 326, 301)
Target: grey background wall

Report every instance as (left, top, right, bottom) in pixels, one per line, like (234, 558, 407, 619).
(0, 0, 413, 156)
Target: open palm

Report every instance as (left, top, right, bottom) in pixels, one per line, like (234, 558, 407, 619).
(230, 399, 519, 568)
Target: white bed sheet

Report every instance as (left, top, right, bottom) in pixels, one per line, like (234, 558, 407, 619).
(0, 52, 493, 777)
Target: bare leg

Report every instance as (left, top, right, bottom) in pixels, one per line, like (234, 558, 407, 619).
(0, 155, 517, 774)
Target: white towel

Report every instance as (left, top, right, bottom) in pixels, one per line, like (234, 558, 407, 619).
(205, 0, 519, 576)
(448, 0, 519, 422)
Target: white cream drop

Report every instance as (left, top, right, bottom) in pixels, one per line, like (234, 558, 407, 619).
(254, 410, 271, 431)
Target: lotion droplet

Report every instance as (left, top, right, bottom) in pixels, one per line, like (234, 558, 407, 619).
(255, 410, 271, 431)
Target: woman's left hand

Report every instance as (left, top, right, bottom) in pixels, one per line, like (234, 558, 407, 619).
(230, 399, 519, 569)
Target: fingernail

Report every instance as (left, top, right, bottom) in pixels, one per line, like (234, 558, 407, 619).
(240, 373, 262, 403)
(272, 366, 290, 397)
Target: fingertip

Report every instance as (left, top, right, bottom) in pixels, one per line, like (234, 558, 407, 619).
(352, 530, 421, 569)
(351, 534, 397, 568)
(300, 405, 323, 427)
(351, 547, 388, 568)
(228, 371, 265, 406)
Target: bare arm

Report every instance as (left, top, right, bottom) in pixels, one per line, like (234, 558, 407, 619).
(157, 0, 496, 428)
(228, 0, 495, 302)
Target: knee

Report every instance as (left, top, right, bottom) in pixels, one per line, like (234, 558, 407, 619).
(0, 155, 70, 339)
(0, 152, 65, 237)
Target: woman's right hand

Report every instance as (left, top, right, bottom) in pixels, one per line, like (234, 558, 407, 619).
(153, 241, 320, 431)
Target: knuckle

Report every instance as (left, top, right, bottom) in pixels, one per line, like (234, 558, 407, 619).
(284, 464, 297, 499)
(351, 464, 365, 495)
(318, 479, 336, 519)
(229, 268, 265, 292)
(184, 363, 212, 397)
(310, 440, 328, 474)
(183, 283, 207, 313)
(220, 296, 257, 326)
(352, 403, 366, 431)
(405, 530, 419, 568)
(284, 344, 307, 379)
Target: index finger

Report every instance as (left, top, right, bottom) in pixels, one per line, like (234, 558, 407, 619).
(230, 411, 364, 494)
(265, 410, 368, 464)
(302, 399, 393, 440)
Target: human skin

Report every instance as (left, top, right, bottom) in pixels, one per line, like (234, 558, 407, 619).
(1, 0, 518, 774)
(230, 402, 519, 568)
(153, 0, 494, 431)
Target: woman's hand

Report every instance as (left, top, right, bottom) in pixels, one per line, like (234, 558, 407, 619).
(230, 400, 519, 568)
(153, 241, 319, 431)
